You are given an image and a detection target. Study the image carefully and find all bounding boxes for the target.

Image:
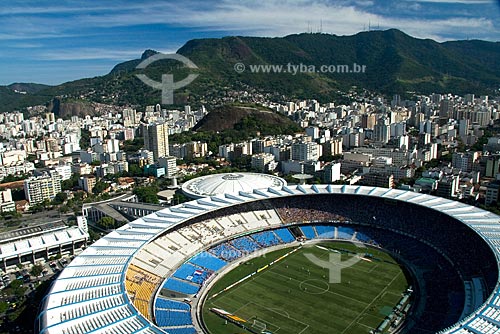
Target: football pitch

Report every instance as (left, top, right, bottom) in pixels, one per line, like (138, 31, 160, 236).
(202, 242, 410, 334)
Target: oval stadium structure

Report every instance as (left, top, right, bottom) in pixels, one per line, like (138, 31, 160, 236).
(181, 172, 286, 199)
(36, 185, 500, 334)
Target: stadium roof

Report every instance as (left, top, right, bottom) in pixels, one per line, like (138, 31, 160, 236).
(37, 185, 500, 334)
(181, 172, 286, 198)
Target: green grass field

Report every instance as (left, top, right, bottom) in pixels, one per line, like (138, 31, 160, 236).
(202, 242, 410, 334)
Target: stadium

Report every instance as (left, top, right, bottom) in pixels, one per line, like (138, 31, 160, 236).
(36, 184, 500, 334)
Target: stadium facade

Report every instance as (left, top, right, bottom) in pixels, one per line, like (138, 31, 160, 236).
(37, 184, 500, 334)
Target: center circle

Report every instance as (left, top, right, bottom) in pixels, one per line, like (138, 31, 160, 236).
(298, 278, 330, 294)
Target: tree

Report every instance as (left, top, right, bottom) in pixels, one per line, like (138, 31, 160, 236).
(80, 129, 91, 149)
(172, 192, 189, 205)
(61, 173, 80, 191)
(52, 192, 68, 205)
(133, 186, 159, 204)
(92, 181, 108, 195)
(30, 264, 44, 277)
(97, 216, 116, 230)
(0, 301, 8, 313)
(59, 205, 70, 214)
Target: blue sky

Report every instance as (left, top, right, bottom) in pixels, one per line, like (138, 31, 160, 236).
(0, 0, 499, 85)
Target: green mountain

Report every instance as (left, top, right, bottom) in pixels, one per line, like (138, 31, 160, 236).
(3, 29, 500, 114)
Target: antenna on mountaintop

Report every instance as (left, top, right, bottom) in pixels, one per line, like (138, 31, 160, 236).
(320, 19, 323, 33)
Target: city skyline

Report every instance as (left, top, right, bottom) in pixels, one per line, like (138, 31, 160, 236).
(1, 0, 499, 85)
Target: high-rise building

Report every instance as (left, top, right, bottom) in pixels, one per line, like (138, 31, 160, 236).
(439, 99, 453, 125)
(452, 152, 479, 173)
(291, 141, 320, 162)
(158, 156, 177, 177)
(436, 175, 460, 199)
(143, 122, 169, 161)
(361, 113, 376, 129)
(323, 162, 341, 183)
(322, 137, 343, 156)
(251, 153, 276, 172)
(374, 118, 390, 143)
(486, 181, 500, 206)
(24, 172, 62, 204)
(486, 155, 500, 178)
(79, 175, 97, 194)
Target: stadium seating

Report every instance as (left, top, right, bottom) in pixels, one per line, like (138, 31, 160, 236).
(161, 327, 197, 334)
(155, 297, 190, 311)
(155, 309, 192, 327)
(230, 236, 261, 253)
(315, 225, 335, 238)
(162, 278, 200, 295)
(251, 231, 281, 247)
(209, 243, 242, 261)
(173, 263, 210, 285)
(300, 225, 316, 239)
(337, 227, 355, 240)
(188, 251, 227, 271)
(355, 232, 371, 243)
(274, 228, 296, 243)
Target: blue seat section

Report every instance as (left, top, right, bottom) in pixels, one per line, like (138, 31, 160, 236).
(155, 297, 190, 311)
(189, 251, 227, 271)
(209, 243, 242, 262)
(300, 225, 316, 239)
(315, 225, 335, 238)
(338, 226, 355, 240)
(230, 236, 261, 253)
(162, 327, 197, 334)
(173, 263, 210, 285)
(251, 231, 281, 247)
(162, 277, 200, 295)
(356, 232, 371, 243)
(273, 228, 295, 243)
(155, 309, 192, 327)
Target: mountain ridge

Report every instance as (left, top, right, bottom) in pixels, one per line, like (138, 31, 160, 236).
(2, 29, 500, 114)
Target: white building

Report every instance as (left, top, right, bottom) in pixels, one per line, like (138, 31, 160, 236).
(158, 156, 177, 177)
(251, 153, 277, 172)
(323, 162, 341, 183)
(24, 172, 62, 204)
(291, 141, 320, 162)
(53, 165, 72, 181)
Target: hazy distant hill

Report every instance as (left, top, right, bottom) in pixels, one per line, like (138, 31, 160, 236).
(7, 83, 50, 94)
(2, 29, 500, 114)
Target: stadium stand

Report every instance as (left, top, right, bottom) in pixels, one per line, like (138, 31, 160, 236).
(188, 251, 227, 272)
(125, 264, 161, 320)
(274, 227, 296, 243)
(162, 277, 200, 295)
(314, 225, 335, 238)
(172, 263, 211, 285)
(230, 236, 261, 253)
(209, 243, 242, 261)
(300, 225, 317, 239)
(337, 226, 355, 240)
(155, 297, 190, 311)
(36, 185, 500, 334)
